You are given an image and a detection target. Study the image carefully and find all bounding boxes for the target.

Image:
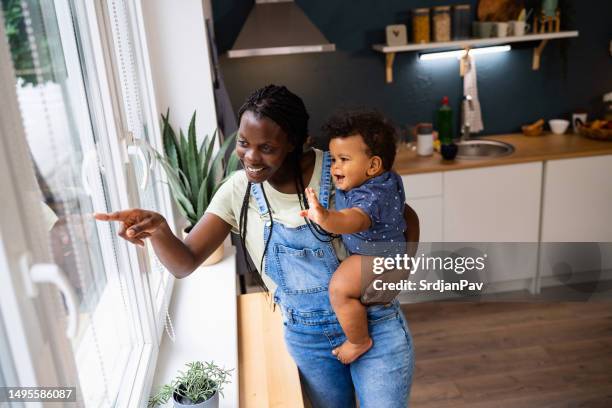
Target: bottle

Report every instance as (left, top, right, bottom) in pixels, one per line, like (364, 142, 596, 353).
(416, 123, 434, 156)
(437, 96, 453, 144)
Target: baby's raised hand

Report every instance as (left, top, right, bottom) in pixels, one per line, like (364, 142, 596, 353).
(299, 187, 329, 225)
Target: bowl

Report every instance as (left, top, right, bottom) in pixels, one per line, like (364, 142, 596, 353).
(522, 125, 543, 137)
(440, 143, 458, 160)
(549, 119, 570, 134)
(522, 119, 544, 137)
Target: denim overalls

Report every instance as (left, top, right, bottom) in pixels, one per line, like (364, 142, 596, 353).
(251, 151, 415, 408)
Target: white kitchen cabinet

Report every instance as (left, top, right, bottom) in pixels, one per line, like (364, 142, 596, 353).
(399, 156, 612, 299)
(541, 155, 612, 242)
(442, 162, 543, 285)
(402, 172, 443, 242)
(407, 196, 443, 243)
(443, 162, 543, 242)
(539, 155, 612, 282)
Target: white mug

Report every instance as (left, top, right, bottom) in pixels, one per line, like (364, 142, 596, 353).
(509, 21, 527, 36)
(495, 22, 508, 38)
(572, 113, 588, 134)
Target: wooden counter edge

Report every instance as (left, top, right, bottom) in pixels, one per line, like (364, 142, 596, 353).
(238, 292, 306, 408)
(394, 133, 612, 175)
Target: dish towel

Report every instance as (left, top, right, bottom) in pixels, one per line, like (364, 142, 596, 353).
(462, 53, 484, 133)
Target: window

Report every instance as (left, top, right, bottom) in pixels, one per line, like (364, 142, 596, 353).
(0, 0, 175, 405)
(101, 0, 176, 331)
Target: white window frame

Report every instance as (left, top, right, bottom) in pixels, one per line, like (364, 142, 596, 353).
(51, 1, 153, 405)
(117, 0, 177, 332)
(86, 0, 176, 333)
(0, 6, 83, 400)
(74, 0, 178, 404)
(0, 0, 178, 405)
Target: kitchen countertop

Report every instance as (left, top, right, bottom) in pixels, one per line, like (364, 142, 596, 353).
(394, 132, 612, 175)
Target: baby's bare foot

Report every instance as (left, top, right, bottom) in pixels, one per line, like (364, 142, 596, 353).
(332, 338, 373, 364)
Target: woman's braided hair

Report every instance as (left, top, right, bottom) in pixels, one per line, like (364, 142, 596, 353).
(237, 85, 335, 291)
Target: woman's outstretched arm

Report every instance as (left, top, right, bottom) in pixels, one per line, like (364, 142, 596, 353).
(95, 210, 232, 279)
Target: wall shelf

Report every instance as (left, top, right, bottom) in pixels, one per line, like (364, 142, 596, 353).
(373, 31, 579, 83)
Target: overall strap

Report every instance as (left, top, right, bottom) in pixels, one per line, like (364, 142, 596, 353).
(251, 182, 273, 253)
(250, 182, 269, 217)
(318, 151, 332, 209)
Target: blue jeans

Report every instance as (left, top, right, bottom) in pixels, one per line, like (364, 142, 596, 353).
(282, 301, 415, 408)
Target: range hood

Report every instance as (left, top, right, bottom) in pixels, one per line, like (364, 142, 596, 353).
(228, 0, 335, 58)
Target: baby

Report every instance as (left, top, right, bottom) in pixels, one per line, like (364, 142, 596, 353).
(300, 110, 406, 364)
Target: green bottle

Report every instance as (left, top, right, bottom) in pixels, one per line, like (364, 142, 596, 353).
(437, 96, 453, 144)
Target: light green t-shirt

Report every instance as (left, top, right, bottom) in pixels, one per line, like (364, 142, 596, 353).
(206, 148, 347, 291)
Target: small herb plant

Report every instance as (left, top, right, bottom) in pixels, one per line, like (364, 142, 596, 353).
(158, 110, 240, 230)
(148, 361, 232, 407)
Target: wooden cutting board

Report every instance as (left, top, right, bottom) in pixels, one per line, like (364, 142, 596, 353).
(477, 0, 525, 21)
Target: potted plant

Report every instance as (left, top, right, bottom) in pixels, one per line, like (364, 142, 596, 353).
(158, 110, 240, 265)
(148, 361, 232, 408)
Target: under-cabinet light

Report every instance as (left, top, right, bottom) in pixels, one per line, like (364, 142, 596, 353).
(419, 45, 511, 61)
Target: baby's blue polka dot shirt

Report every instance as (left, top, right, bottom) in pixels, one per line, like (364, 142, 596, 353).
(335, 171, 407, 256)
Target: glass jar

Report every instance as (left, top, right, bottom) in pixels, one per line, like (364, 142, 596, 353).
(452, 4, 471, 40)
(605, 92, 612, 121)
(412, 8, 430, 44)
(416, 123, 434, 156)
(432, 6, 451, 42)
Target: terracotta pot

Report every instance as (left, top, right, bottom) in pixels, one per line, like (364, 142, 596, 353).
(183, 229, 224, 266)
(202, 244, 224, 266)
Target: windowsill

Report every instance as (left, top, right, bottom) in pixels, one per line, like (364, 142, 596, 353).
(152, 247, 238, 407)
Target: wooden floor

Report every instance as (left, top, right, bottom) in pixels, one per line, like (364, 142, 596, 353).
(402, 301, 612, 407)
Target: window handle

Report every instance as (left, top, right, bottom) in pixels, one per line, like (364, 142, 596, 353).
(25, 261, 79, 339)
(127, 138, 155, 190)
(80, 149, 98, 197)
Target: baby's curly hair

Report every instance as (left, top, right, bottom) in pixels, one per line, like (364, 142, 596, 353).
(321, 109, 397, 170)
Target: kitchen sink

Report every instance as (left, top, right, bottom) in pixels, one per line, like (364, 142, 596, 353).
(455, 140, 515, 159)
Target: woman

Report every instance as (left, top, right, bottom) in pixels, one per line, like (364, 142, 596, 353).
(96, 85, 416, 407)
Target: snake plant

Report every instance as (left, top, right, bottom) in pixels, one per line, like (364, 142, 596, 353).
(158, 110, 240, 230)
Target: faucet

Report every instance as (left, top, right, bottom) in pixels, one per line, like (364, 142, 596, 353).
(461, 95, 473, 142)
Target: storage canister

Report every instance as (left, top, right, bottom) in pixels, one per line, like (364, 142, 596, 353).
(452, 4, 471, 40)
(417, 123, 434, 156)
(605, 92, 612, 121)
(412, 8, 430, 43)
(432, 6, 451, 42)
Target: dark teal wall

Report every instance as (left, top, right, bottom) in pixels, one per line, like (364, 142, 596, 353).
(213, 1, 612, 143)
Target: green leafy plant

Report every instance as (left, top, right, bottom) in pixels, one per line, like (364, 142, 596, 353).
(159, 110, 239, 230)
(148, 361, 232, 407)
(2, 0, 53, 84)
